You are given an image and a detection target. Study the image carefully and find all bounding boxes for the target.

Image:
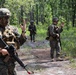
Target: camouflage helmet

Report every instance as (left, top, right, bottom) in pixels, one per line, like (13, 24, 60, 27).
(0, 8, 11, 17)
(52, 17, 59, 22)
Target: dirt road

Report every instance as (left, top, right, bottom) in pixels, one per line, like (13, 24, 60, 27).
(16, 46, 76, 75)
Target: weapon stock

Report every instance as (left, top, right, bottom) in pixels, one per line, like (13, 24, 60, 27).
(0, 37, 33, 74)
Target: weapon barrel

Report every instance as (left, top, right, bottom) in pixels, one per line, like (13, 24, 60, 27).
(13, 55, 26, 69)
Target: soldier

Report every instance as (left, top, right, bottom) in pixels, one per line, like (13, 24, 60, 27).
(47, 17, 64, 61)
(28, 20, 36, 42)
(0, 8, 27, 75)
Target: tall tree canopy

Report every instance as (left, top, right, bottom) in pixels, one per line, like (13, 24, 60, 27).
(0, 0, 76, 27)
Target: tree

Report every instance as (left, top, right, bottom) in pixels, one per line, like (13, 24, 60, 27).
(0, 0, 5, 7)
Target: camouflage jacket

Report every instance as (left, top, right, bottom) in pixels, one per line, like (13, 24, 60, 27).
(28, 25, 36, 34)
(0, 25, 26, 49)
(47, 24, 63, 40)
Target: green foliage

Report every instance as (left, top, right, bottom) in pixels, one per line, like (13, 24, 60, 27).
(61, 27, 76, 57)
(36, 22, 47, 40)
(69, 59, 76, 69)
(0, 0, 75, 27)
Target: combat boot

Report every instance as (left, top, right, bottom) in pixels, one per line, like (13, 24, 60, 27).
(56, 57, 63, 61)
(51, 58, 55, 62)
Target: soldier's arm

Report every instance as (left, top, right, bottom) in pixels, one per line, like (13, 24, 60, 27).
(0, 48, 9, 55)
(19, 34, 26, 45)
(58, 22, 64, 33)
(19, 19, 27, 45)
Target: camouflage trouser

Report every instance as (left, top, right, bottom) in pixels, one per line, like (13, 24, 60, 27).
(50, 40, 61, 59)
(0, 59, 16, 75)
(0, 59, 8, 75)
(30, 33, 35, 42)
(7, 62, 16, 75)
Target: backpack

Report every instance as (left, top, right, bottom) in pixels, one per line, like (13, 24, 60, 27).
(46, 25, 54, 41)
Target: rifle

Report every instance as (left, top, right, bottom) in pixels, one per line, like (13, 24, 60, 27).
(54, 26, 62, 50)
(0, 37, 33, 74)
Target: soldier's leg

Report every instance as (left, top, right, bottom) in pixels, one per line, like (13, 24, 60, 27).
(33, 34, 35, 42)
(50, 41, 55, 59)
(56, 42, 61, 58)
(0, 59, 8, 75)
(55, 42, 63, 61)
(30, 34, 32, 42)
(8, 62, 16, 75)
(0, 65, 8, 75)
(50, 47, 54, 59)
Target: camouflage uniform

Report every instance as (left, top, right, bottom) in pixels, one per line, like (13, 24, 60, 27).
(0, 26, 26, 75)
(47, 17, 63, 60)
(28, 20, 36, 42)
(0, 8, 26, 75)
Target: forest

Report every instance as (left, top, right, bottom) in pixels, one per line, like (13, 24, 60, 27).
(0, 0, 76, 57)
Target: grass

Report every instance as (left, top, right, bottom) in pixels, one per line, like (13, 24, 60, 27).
(69, 58, 76, 69)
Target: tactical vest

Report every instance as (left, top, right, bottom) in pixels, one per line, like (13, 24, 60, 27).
(2, 26, 20, 49)
(46, 25, 59, 41)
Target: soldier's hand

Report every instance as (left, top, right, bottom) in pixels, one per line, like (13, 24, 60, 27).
(56, 34, 59, 37)
(61, 22, 64, 28)
(20, 19, 26, 32)
(0, 48, 9, 55)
